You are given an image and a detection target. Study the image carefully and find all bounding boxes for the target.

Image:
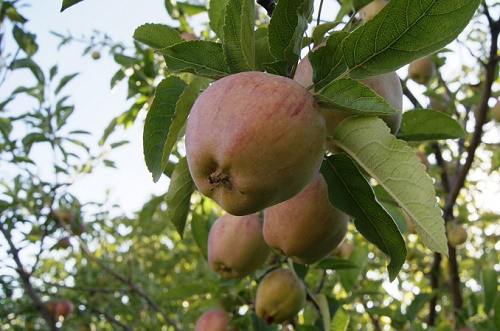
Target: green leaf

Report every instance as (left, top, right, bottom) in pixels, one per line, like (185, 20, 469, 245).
(332, 116, 448, 255)
(160, 76, 209, 177)
(314, 258, 359, 271)
(396, 109, 466, 141)
(209, 0, 230, 40)
(178, 2, 207, 16)
(222, 0, 255, 72)
(143, 76, 188, 182)
(342, 0, 481, 79)
(482, 268, 499, 314)
(494, 297, 500, 331)
(308, 32, 349, 90)
(315, 77, 397, 115)
(321, 154, 406, 281)
(54, 73, 78, 95)
(312, 22, 339, 46)
(268, 0, 314, 69)
(161, 41, 231, 79)
(330, 307, 350, 331)
(337, 245, 368, 292)
(12, 25, 38, 57)
(405, 293, 434, 323)
(254, 28, 275, 71)
(191, 213, 211, 258)
(10, 58, 45, 84)
(133, 24, 183, 49)
(165, 157, 195, 237)
(262, 60, 289, 77)
(60, 0, 84, 12)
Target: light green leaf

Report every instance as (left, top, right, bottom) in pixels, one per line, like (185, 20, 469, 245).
(330, 307, 350, 331)
(315, 77, 397, 115)
(133, 23, 183, 49)
(397, 109, 466, 141)
(308, 32, 349, 90)
(191, 213, 211, 258)
(222, 0, 255, 72)
(337, 245, 368, 292)
(332, 116, 448, 255)
(143, 76, 187, 182)
(314, 293, 331, 331)
(166, 157, 195, 237)
(178, 2, 207, 16)
(342, 0, 481, 78)
(268, 0, 314, 68)
(209, 0, 230, 40)
(161, 76, 209, 176)
(321, 153, 406, 281)
(161, 41, 231, 79)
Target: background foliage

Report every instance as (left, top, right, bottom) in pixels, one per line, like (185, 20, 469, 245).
(1, 0, 499, 330)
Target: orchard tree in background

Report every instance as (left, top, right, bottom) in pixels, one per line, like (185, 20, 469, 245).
(1, 0, 499, 330)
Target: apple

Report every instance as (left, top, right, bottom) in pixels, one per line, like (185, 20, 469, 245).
(54, 300, 74, 317)
(294, 52, 403, 136)
(263, 173, 349, 264)
(208, 213, 271, 278)
(194, 309, 237, 331)
(447, 222, 467, 247)
(407, 56, 434, 85)
(185, 71, 326, 216)
(359, 0, 386, 21)
(255, 268, 306, 324)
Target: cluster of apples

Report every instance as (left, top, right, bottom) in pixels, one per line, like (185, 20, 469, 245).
(187, 2, 406, 328)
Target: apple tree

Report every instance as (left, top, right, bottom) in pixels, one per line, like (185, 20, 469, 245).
(1, 0, 500, 330)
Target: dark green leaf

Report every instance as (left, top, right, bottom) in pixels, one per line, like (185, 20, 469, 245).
(114, 54, 137, 68)
(55, 73, 78, 95)
(482, 268, 499, 314)
(268, 0, 314, 69)
(10, 58, 45, 84)
(12, 25, 38, 57)
(161, 41, 231, 79)
(60, 0, 85, 12)
(160, 76, 209, 176)
(165, 157, 195, 237)
(178, 3, 207, 16)
(191, 213, 211, 258)
(22, 133, 47, 153)
(342, 0, 481, 78)
(315, 258, 359, 270)
(254, 28, 274, 72)
(314, 77, 397, 115)
(308, 32, 349, 90)
(397, 109, 466, 141)
(143, 76, 187, 182)
(312, 22, 339, 45)
(222, 0, 255, 72)
(133, 24, 183, 49)
(320, 153, 406, 281)
(262, 60, 289, 77)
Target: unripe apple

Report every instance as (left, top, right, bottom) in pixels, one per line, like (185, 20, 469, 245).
(185, 71, 326, 216)
(255, 268, 306, 324)
(359, 0, 386, 21)
(491, 99, 500, 122)
(91, 51, 101, 60)
(263, 173, 349, 264)
(208, 213, 271, 278)
(407, 56, 434, 85)
(447, 223, 467, 247)
(294, 53, 403, 136)
(194, 309, 238, 331)
(54, 300, 74, 317)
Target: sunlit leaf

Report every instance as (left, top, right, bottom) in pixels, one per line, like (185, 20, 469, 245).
(397, 109, 466, 141)
(133, 24, 183, 49)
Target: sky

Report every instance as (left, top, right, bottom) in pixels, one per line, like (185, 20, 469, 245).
(3, 1, 185, 215)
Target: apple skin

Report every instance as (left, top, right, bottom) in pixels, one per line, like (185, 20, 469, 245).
(293, 53, 403, 136)
(208, 213, 271, 278)
(447, 223, 468, 247)
(407, 56, 434, 85)
(263, 173, 349, 264)
(359, 0, 386, 21)
(255, 268, 306, 324)
(194, 309, 237, 331)
(185, 71, 326, 216)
